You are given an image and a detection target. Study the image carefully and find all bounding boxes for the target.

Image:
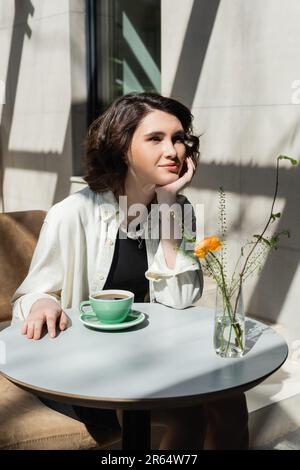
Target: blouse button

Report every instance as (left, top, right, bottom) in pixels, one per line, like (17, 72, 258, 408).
(107, 239, 114, 246)
(99, 274, 105, 280)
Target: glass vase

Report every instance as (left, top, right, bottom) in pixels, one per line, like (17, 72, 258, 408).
(213, 285, 245, 358)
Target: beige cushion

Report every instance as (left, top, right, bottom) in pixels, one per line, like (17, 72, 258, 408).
(0, 321, 11, 332)
(0, 211, 123, 449)
(0, 374, 121, 450)
(0, 211, 47, 322)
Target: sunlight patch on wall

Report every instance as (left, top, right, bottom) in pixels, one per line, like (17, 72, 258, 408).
(3, 167, 58, 210)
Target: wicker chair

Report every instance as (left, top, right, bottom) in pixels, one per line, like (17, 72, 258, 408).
(0, 211, 121, 449)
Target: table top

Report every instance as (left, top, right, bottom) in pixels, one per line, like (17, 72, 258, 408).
(0, 304, 288, 410)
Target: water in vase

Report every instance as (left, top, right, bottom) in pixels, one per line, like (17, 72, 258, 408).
(214, 314, 245, 358)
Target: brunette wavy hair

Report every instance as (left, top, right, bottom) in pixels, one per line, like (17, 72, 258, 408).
(82, 92, 201, 198)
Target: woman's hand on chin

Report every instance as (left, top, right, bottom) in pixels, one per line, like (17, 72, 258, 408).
(155, 157, 196, 203)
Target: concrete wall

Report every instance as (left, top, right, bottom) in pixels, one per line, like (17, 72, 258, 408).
(1, 0, 300, 336)
(0, 0, 87, 211)
(162, 0, 300, 335)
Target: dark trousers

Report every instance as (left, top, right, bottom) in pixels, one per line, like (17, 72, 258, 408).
(39, 391, 249, 450)
(203, 392, 249, 449)
(38, 396, 121, 432)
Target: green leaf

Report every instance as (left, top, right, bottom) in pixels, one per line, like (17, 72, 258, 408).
(253, 234, 271, 246)
(278, 155, 298, 166)
(280, 229, 291, 238)
(269, 229, 291, 250)
(182, 231, 196, 243)
(261, 237, 271, 246)
(271, 212, 281, 222)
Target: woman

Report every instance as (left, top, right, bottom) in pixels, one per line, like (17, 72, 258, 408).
(11, 92, 248, 449)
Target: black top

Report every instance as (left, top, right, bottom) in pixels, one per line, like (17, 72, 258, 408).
(103, 224, 150, 302)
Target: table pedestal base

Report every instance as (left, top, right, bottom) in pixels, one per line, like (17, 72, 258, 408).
(122, 410, 151, 450)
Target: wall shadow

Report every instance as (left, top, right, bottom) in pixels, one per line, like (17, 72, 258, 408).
(170, 0, 221, 109)
(1, 0, 82, 207)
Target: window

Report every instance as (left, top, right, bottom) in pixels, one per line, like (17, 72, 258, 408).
(95, 0, 161, 114)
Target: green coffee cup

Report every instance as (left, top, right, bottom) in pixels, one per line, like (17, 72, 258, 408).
(79, 289, 134, 324)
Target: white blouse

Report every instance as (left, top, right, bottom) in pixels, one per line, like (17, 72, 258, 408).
(10, 186, 203, 322)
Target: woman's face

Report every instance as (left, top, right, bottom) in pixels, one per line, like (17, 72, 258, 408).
(124, 109, 187, 187)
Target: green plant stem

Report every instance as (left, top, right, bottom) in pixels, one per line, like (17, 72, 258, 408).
(232, 156, 281, 322)
(229, 242, 269, 294)
(209, 253, 244, 352)
(228, 240, 257, 296)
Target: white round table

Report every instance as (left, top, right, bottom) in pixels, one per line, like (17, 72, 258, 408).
(0, 304, 288, 449)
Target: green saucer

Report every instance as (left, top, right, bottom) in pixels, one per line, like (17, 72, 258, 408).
(79, 309, 145, 330)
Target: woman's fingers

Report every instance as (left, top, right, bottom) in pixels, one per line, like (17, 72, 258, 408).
(187, 157, 195, 175)
(59, 310, 69, 331)
(26, 321, 35, 339)
(46, 316, 57, 338)
(33, 319, 44, 340)
(179, 157, 195, 190)
(22, 311, 68, 340)
(23, 316, 45, 340)
(21, 299, 68, 340)
(189, 157, 196, 171)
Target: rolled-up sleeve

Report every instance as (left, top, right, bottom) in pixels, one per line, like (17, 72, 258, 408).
(145, 196, 203, 309)
(145, 242, 203, 309)
(10, 209, 64, 323)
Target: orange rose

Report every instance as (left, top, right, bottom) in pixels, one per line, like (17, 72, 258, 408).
(194, 236, 222, 259)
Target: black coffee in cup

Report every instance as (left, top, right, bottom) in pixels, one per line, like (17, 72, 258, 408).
(93, 293, 130, 301)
